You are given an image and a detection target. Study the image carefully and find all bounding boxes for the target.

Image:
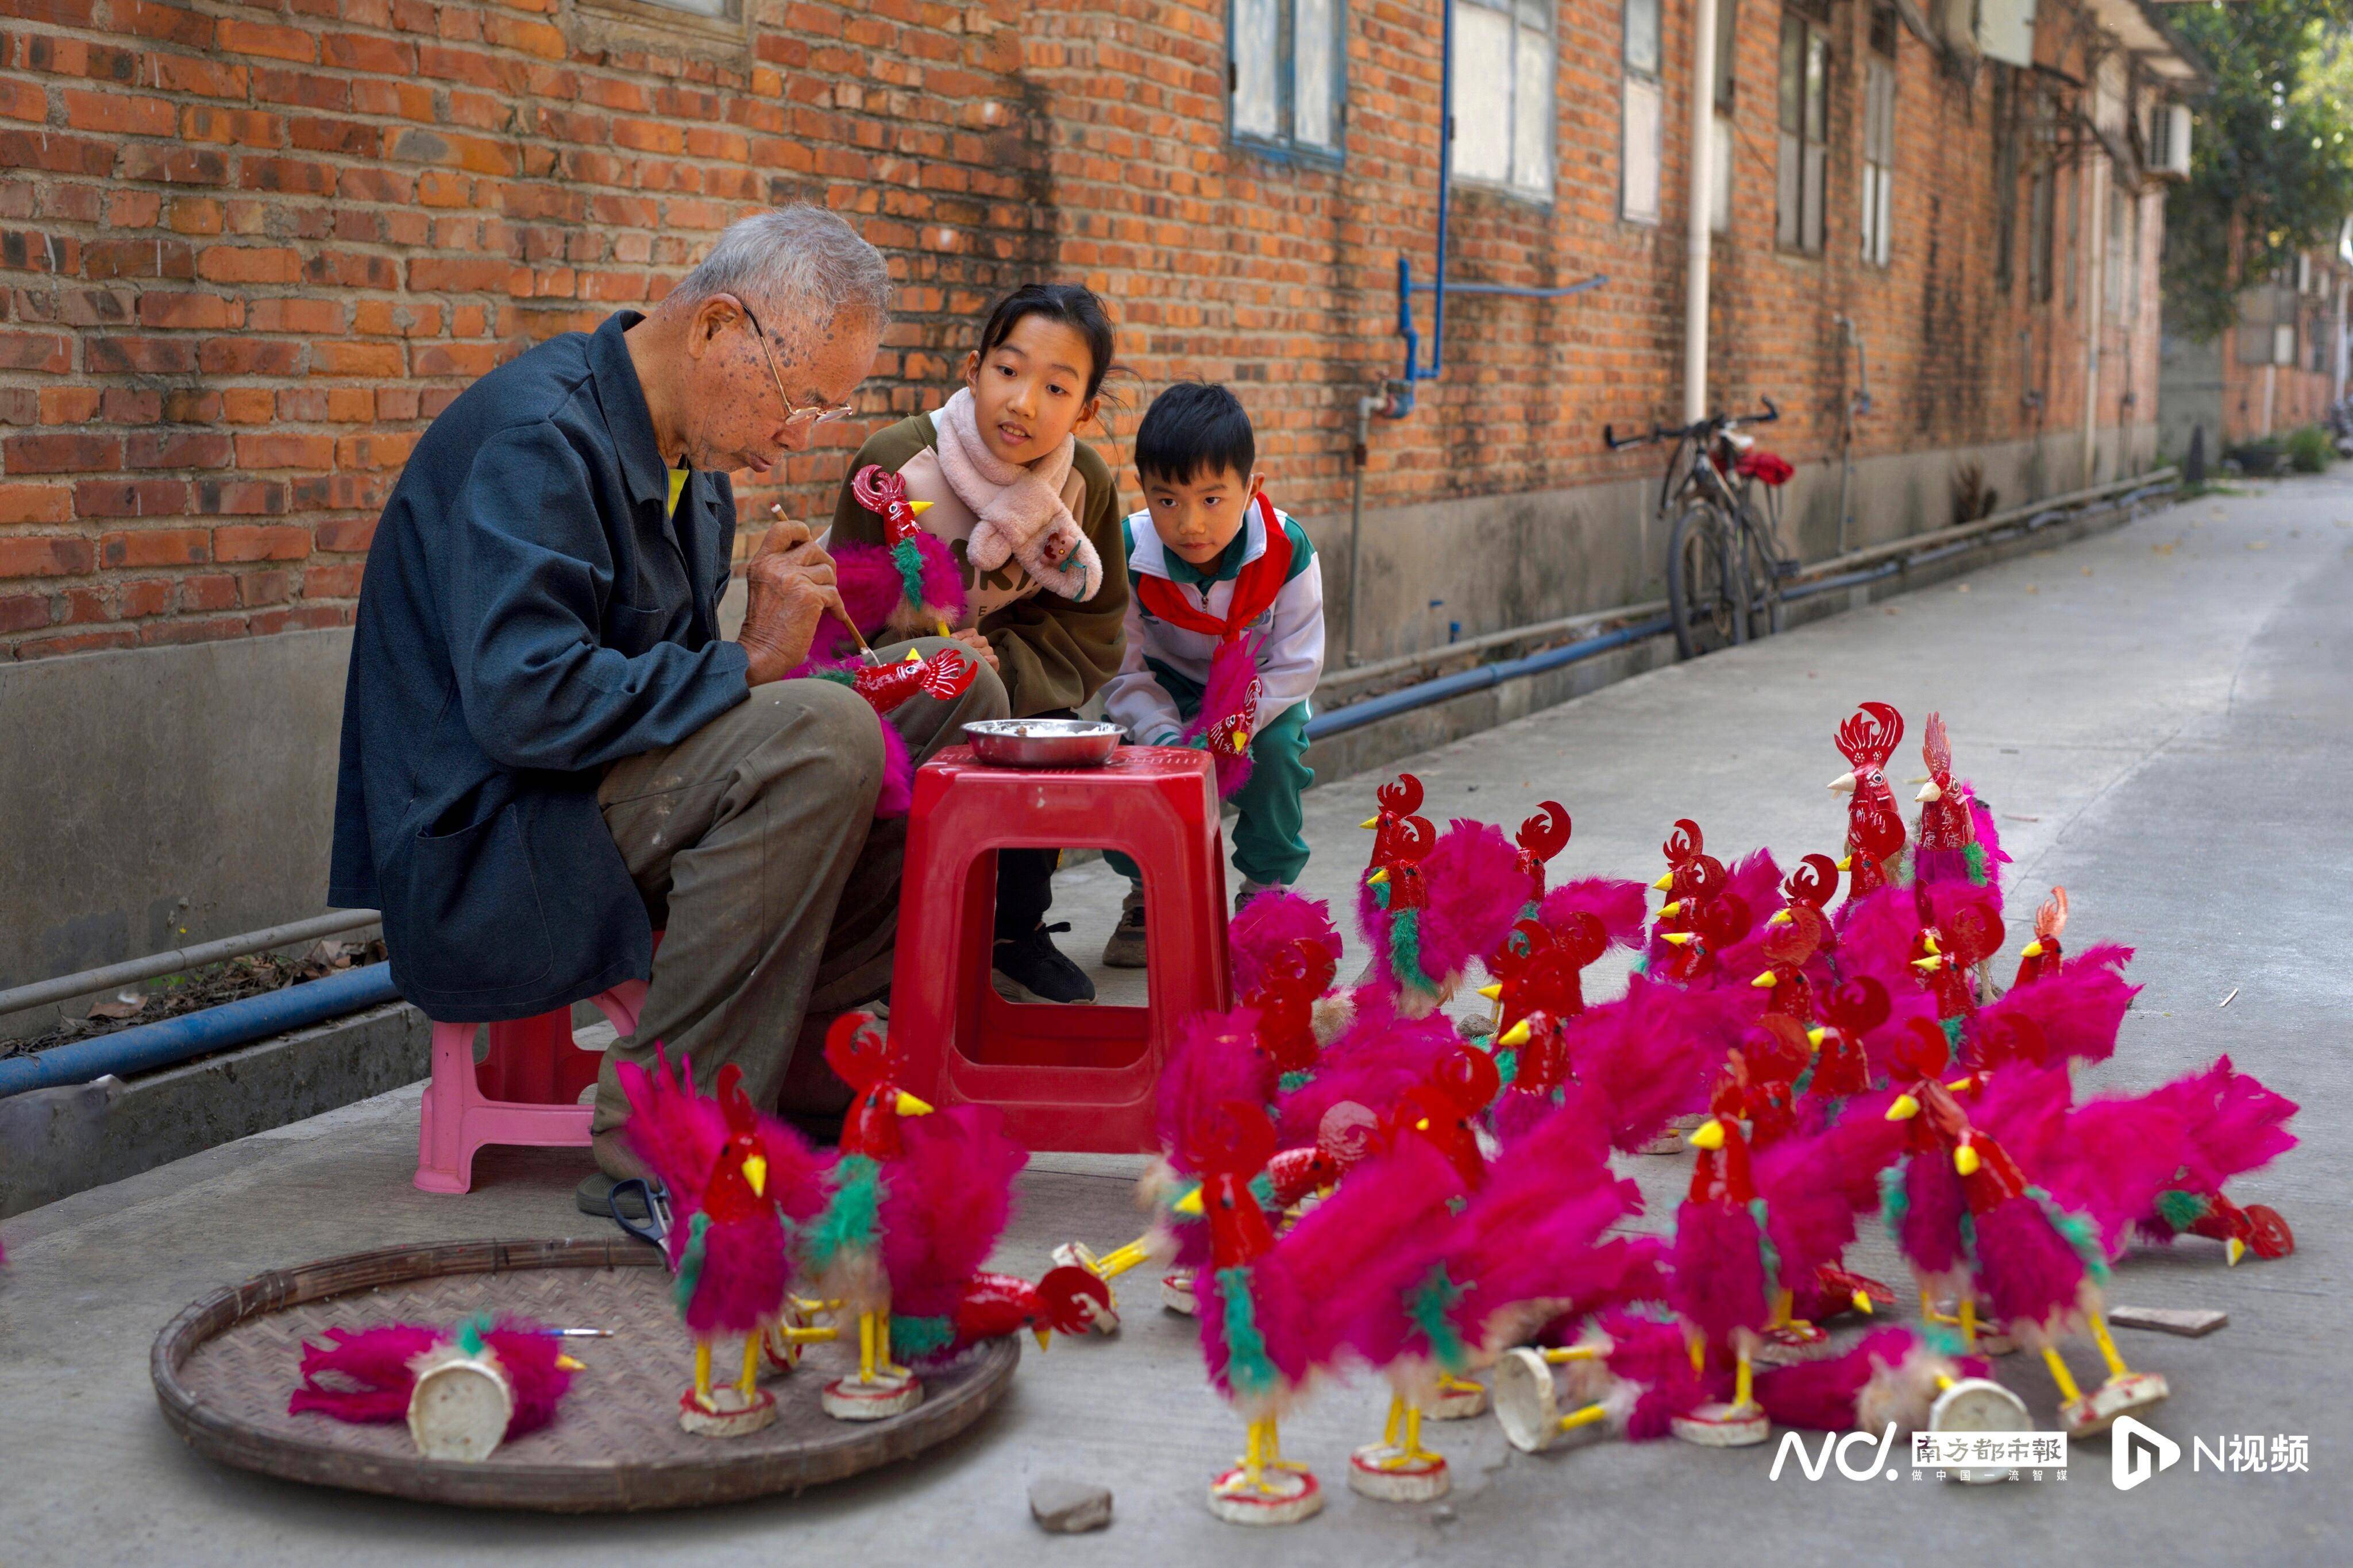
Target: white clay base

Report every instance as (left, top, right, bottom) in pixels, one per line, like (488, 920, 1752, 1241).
(2062, 1371, 2169, 1436)
(677, 1384, 779, 1438)
(1207, 1466, 1323, 1525)
(1426, 1380, 1488, 1420)
(1672, 1401, 1770, 1447)
(1930, 1377, 2031, 1484)
(1348, 1445, 1451, 1501)
(1161, 1273, 1198, 1315)
(1754, 1323, 1833, 1366)
(821, 1373, 924, 1422)
(407, 1359, 512, 1461)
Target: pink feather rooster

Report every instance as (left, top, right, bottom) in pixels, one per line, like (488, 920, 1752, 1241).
(288, 1314, 578, 1442)
(1909, 710, 2010, 893)
(1828, 701, 1907, 901)
(1228, 887, 1344, 1002)
(831, 462, 966, 642)
(1186, 629, 1267, 800)
(1748, 1084, 1909, 1357)
(617, 1049, 828, 1429)
(1885, 1076, 2168, 1434)
(1664, 1109, 1779, 1443)
(1969, 934, 2141, 1069)
(1364, 817, 1524, 1017)
(1752, 1325, 1991, 1434)
(1510, 801, 1573, 918)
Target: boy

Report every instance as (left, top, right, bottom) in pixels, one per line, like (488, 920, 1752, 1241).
(1100, 383, 1325, 966)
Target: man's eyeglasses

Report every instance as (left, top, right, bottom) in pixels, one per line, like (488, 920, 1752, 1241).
(737, 302, 856, 430)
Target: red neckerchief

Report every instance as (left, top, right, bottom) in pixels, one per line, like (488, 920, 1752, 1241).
(1133, 492, 1292, 641)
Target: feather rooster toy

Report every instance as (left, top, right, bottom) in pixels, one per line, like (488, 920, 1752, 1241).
(1363, 817, 1523, 1018)
(616, 1051, 827, 1435)
(1187, 632, 1267, 800)
(289, 1314, 581, 1461)
(1885, 1077, 2168, 1434)
(1828, 701, 1907, 902)
(1511, 801, 1573, 917)
(832, 462, 964, 642)
(1910, 710, 2008, 892)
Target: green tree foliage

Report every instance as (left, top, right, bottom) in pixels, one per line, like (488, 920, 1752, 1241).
(2164, 0, 2353, 341)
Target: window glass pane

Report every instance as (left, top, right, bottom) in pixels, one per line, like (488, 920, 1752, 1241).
(641, 0, 728, 14)
(1294, 0, 1337, 149)
(1803, 141, 1825, 250)
(1779, 16, 1804, 134)
(1455, 3, 1515, 183)
(1875, 173, 1891, 264)
(1516, 0, 1552, 28)
(1233, 0, 1279, 138)
(1622, 75, 1662, 221)
(1777, 128, 1801, 246)
(1710, 112, 1733, 231)
(1626, 0, 1660, 76)
(1513, 22, 1554, 191)
(1804, 30, 1828, 144)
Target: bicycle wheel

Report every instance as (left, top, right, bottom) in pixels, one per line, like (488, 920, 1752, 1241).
(1667, 504, 1749, 659)
(1736, 503, 1786, 639)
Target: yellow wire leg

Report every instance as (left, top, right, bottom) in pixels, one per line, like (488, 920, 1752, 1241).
(737, 1332, 762, 1400)
(1959, 1295, 1978, 1351)
(877, 1310, 910, 1380)
(1542, 1344, 1606, 1364)
(1382, 1395, 1403, 1449)
(2088, 1314, 2131, 1380)
(1438, 1373, 1484, 1396)
(1091, 1237, 1155, 1279)
(1560, 1403, 1610, 1434)
(692, 1339, 713, 1410)
(1733, 1350, 1755, 1411)
(1397, 1404, 1438, 1466)
(2043, 1347, 2086, 1406)
(858, 1312, 876, 1383)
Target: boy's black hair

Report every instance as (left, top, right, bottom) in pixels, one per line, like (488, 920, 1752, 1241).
(974, 283, 1118, 402)
(1133, 381, 1256, 487)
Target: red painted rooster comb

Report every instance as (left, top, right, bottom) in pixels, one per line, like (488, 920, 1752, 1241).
(2034, 886, 2069, 942)
(1921, 710, 1953, 782)
(1377, 773, 1425, 818)
(1835, 702, 1905, 768)
(716, 1063, 758, 1134)
(1517, 801, 1572, 862)
(1888, 1017, 1951, 1083)
(1851, 801, 1908, 860)
(1785, 853, 1839, 910)
(1819, 975, 1891, 1034)
(1694, 892, 1753, 949)
(1762, 904, 1827, 966)
(1552, 909, 1610, 968)
(1384, 814, 1437, 864)
(1662, 818, 1705, 866)
(1036, 1265, 1114, 1334)
(823, 1010, 900, 1092)
(1432, 1043, 1503, 1115)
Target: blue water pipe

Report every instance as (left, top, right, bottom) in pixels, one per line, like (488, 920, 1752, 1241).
(1305, 614, 1675, 741)
(0, 961, 400, 1098)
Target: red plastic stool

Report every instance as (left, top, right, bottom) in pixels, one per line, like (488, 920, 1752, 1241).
(412, 979, 648, 1194)
(892, 745, 1231, 1152)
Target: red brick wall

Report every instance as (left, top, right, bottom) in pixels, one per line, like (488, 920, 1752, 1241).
(0, 0, 2166, 658)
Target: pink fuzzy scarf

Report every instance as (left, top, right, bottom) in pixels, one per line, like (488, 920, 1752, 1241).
(932, 387, 1103, 602)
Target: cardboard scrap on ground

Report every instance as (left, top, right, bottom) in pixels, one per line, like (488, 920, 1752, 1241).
(2109, 1306, 2228, 1338)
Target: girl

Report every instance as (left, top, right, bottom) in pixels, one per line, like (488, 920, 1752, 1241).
(827, 283, 1128, 1004)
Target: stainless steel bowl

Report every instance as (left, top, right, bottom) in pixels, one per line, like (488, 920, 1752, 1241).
(962, 717, 1121, 768)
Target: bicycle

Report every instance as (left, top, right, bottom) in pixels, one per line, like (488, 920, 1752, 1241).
(1605, 399, 1799, 659)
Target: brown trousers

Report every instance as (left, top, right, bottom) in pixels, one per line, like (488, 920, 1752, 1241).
(588, 638, 1006, 1173)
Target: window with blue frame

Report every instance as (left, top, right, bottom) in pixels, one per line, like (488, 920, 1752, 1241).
(1454, 0, 1556, 200)
(1231, 0, 1346, 160)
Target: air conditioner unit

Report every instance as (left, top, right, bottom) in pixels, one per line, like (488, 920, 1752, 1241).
(2150, 102, 2192, 179)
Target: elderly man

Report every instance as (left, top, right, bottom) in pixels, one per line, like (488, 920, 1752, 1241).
(329, 208, 1006, 1214)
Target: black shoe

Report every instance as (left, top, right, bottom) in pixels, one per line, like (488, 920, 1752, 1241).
(1101, 889, 1147, 968)
(993, 921, 1097, 1004)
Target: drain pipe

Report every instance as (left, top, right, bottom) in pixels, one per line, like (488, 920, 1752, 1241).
(1684, 0, 1719, 422)
(1344, 385, 1408, 666)
(2080, 149, 2107, 486)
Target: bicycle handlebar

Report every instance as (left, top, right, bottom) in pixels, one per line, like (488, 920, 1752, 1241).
(1603, 396, 1780, 451)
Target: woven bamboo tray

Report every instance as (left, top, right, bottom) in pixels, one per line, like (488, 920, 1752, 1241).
(151, 1236, 1020, 1512)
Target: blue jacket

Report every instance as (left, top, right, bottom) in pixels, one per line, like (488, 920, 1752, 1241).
(329, 310, 750, 1021)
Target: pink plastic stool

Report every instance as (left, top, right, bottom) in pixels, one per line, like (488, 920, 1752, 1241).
(412, 979, 648, 1194)
(892, 746, 1231, 1153)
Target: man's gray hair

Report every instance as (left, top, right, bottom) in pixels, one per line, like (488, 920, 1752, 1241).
(673, 206, 891, 330)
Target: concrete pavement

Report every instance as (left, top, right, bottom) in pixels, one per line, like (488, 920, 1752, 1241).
(3, 476, 2348, 1566)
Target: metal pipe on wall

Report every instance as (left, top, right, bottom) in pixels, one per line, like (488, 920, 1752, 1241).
(2081, 149, 2107, 486)
(1684, 0, 1719, 422)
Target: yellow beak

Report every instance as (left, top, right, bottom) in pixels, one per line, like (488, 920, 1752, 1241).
(1360, 815, 1382, 830)
(1688, 1119, 1726, 1150)
(1885, 1094, 1922, 1122)
(1661, 932, 1695, 947)
(743, 1151, 768, 1198)
(1750, 970, 1779, 989)
(1033, 1326, 1054, 1351)
(1806, 1026, 1828, 1048)
(1658, 900, 1683, 919)
(1652, 871, 1676, 891)
(1476, 983, 1504, 1001)
(895, 1090, 935, 1117)
(1497, 1019, 1532, 1048)
(904, 648, 923, 663)
(556, 1354, 587, 1372)
(2227, 1237, 2247, 1267)
(1953, 1143, 1981, 1176)
(1367, 867, 1390, 886)
(1829, 771, 1857, 794)
(1920, 933, 1941, 956)
(1766, 908, 1793, 926)
(2020, 939, 2045, 959)
(1851, 1290, 1874, 1316)
(1915, 780, 1943, 803)
(1173, 1187, 1205, 1217)
(907, 499, 932, 516)
(1835, 855, 1854, 872)
(1912, 956, 1945, 973)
